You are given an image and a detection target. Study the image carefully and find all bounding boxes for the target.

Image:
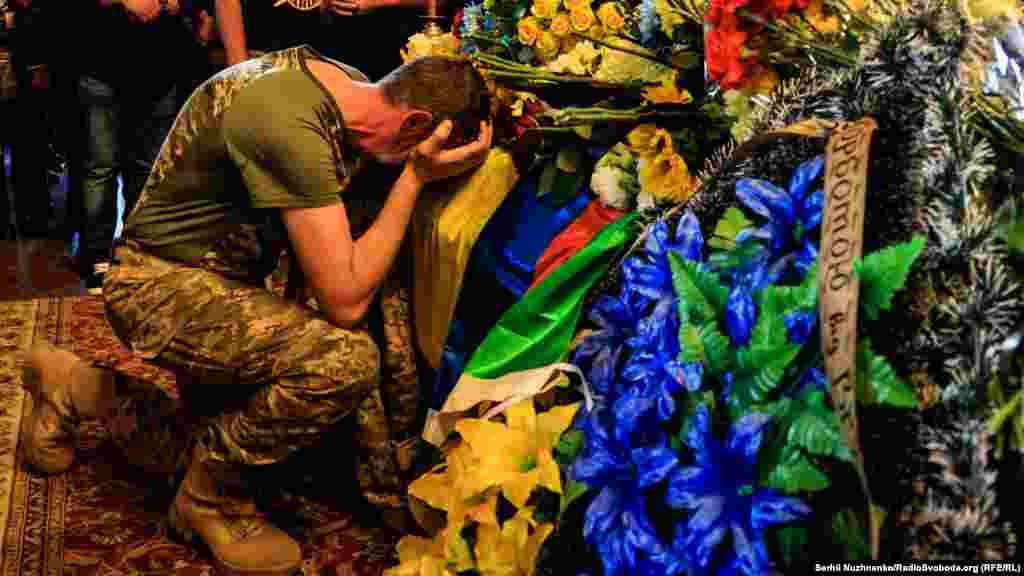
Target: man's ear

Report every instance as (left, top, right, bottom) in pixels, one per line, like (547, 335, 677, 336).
(399, 110, 434, 139)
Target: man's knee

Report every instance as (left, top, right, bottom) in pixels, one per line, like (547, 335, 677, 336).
(302, 328, 381, 406)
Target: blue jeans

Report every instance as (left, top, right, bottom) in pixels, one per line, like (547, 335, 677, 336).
(76, 75, 177, 275)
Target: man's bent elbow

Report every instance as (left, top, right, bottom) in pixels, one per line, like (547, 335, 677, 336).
(326, 299, 371, 329)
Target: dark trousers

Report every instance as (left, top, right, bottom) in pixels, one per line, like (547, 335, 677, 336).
(7, 7, 55, 238)
(76, 75, 176, 275)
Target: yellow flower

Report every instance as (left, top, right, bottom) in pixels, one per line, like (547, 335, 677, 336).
(569, 6, 597, 32)
(475, 507, 554, 576)
(639, 148, 696, 204)
(627, 124, 673, 158)
(550, 12, 572, 37)
(564, 0, 590, 11)
(536, 30, 562, 61)
(454, 399, 579, 508)
(531, 0, 561, 19)
(654, 0, 685, 36)
(384, 532, 455, 576)
(966, 0, 1021, 20)
(595, 2, 626, 31)
(518, 17, 542, 46)
(804, 0, 840, 34)
(401, 32, 461, 63)
(642, 71, 693, 104)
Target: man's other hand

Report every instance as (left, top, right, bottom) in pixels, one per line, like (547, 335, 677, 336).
(407, 120, 492, 185)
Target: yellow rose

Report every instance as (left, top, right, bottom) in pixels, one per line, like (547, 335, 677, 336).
(531, 0, 561, 19)
(564, 0, 590, 11)
(569, 6, 596, 32)
(518, 17, 542, 46)
(595, 2, 626, 31)
(640, 150, 696, 204)
(536, 30, 562, 61)
(550, 12, 572, 37)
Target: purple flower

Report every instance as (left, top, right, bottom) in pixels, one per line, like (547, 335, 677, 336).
(666, 407, 810, 574)
(736, 156, 825, 277)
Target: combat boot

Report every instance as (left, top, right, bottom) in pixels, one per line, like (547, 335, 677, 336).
(169, 446, 303, 576)
(20, 343, 117, 475)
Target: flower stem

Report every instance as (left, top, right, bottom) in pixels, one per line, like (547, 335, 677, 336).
(570, 32, 685, 70)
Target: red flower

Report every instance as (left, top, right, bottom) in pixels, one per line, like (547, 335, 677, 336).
(706, 21, 752, 89)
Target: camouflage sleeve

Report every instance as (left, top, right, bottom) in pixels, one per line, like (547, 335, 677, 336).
(221, 75, 347, 211)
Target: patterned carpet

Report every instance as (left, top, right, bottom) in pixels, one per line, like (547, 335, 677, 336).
(0, 296, 399, 576)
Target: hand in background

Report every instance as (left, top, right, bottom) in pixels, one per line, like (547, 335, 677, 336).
(326, 0, 390, 16)
(407, 120, 493, 185)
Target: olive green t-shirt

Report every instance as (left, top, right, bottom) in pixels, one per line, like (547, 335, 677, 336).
(122, 46, 368, 283)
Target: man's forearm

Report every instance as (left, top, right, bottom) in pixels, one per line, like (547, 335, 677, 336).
(347, 166, 423, 308)
(215, 0, 247, 64)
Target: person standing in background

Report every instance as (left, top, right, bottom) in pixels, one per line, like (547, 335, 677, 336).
(6, 0, 61, 241)
(215, 0, 430, 82)
(70, 0, 191, 294)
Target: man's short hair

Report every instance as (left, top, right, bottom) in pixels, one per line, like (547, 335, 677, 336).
(379, 56, 492, 148)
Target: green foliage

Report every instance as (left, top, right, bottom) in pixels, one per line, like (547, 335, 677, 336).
(760, 386, 853, 494)
(855, 236, 926, 322)
(668, 252, 729, 321)
(709, 207, 754, 250)
(829, 508, 872, 561)
(856, 340, 919, 408)
(764, 445, 831, 492)
(731, 286, 803, 407)
(555, 430, 585, 462)
(772, 526, 809, 570)
(559, 480, 591, 519)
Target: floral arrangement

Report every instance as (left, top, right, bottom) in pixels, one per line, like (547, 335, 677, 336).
(386, 396, 583, 576)
(563, 156, 924, 574)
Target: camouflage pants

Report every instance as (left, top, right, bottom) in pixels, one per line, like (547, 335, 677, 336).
(103, 243, 419, 509)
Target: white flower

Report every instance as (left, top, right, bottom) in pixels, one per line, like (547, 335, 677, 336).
(544, 40, 602, 76)
(594, 37, 670, 83)
(590, 143, 638, 209)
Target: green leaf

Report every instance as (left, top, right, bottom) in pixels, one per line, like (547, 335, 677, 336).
(788, 389, 852, 461)
(857, 341, 919, 409)
(855, 236, 926, 322)
(559, 480, 591, 518)
(709, 207, 753, 250)
(700, 321, 734, 375)
(773, 262, 819, 314)
(678, 322, 705, 364)
(554, 430, 585, 462)
(668, 252, 727, 322)
(731, 345, 801, 407)
(773, 526, 809, 569)
(764, 445, 831, 493)
(738, 287, 791, 370)
(830, 508, 872, 561)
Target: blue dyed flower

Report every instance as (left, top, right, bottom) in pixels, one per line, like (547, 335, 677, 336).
(783, 310, 816, 344)
(736, 156, 825, 276)
(784, 367, 827, 399)
(722, 248, 785, 346)
(666, 406, 810, 575)
(639, 0, 661, 49)
(624, 212, 704, 305)
(622, 304, 691, 420)
(986, 25, 1024, 121)
(574, 408, 686, 576)
(575, 289, 646, 370)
